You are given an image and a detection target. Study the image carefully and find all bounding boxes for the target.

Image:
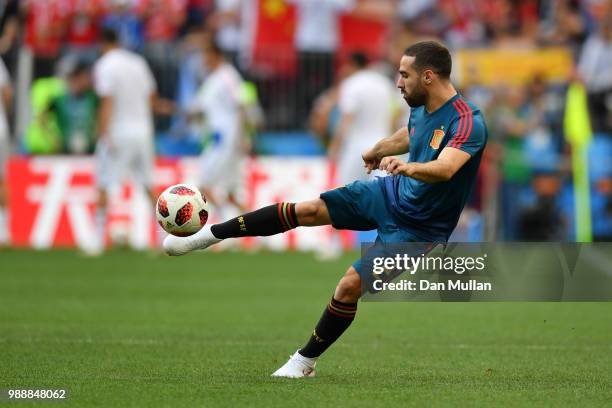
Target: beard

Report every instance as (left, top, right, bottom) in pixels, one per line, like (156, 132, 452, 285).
(403, 84, 427, 108)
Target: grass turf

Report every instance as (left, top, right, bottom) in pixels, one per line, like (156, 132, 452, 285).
(1, 249, 611, 407)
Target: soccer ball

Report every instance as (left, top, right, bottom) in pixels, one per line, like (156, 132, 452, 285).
(156, 184, 209, 237)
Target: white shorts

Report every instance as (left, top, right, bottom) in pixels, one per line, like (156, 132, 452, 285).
(96, 137, 154, 190)
(199, 143, 243, 192)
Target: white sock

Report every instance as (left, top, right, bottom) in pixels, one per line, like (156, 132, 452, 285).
(192, 225, 221, 247)
(95, 208, 106, 249)
(294, 351, 317, 366)
(163, 225, 222, 255)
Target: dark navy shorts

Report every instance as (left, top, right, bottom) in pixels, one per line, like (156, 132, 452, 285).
(320, 179, 434, 287)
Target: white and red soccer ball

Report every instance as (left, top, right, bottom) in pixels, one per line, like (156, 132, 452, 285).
(156, 184, 209, 236)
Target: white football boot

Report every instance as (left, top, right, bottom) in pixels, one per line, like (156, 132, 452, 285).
(271, 351, 317, 378)
(162, 225, 221, 256)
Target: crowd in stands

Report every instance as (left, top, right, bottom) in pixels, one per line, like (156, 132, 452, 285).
(0, 0, 610, 242)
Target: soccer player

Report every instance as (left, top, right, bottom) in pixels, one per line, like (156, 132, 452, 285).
(164, 41, 488, 377)
(92, 28, 158, 252)
(191, 39, 248, 213)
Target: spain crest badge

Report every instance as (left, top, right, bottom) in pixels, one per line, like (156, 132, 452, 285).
(430, 128, 445, 149)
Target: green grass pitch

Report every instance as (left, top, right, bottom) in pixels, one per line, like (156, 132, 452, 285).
(1, 249, 611, 407)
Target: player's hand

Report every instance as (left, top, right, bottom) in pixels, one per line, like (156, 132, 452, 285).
(380, 156, 412, 177)
(362, 149, 381, 174)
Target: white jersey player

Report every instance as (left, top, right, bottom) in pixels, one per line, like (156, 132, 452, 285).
(193, 40, 247, 212)
(321, 52, 395, 259)
(92, 28, 157, 251)
(329, 52, 395, 185)
(94, 28, 156, 194)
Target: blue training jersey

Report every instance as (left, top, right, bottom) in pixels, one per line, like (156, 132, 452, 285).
(379, 93, 488, 242)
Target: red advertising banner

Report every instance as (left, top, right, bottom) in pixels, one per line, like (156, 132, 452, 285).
(8, 157, 97, 248)
(7, 156, 352, 251)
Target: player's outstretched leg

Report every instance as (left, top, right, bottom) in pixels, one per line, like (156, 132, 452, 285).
(163, 199, 331, 255)
(272, 267, 362, 378)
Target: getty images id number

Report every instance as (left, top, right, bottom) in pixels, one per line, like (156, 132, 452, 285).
(3, 389, 68, 400)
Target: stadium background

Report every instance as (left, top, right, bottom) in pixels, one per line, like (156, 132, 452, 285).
(1, 1, 612, 406)
(0, 0, 610, 248)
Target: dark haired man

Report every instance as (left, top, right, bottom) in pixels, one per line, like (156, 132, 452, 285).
(164, 41, 488, 377)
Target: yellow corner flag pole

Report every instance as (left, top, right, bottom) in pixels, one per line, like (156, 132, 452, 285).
(564, 82, 593, 242)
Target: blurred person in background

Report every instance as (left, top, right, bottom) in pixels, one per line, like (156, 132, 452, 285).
(333, 51, 397, 192)
(308, 52, 365, 153)
(47, 61, 98, 155)
(288, 0, 354, 124)
(0, 57, 11, 245)
(92, 28, 158, 253)
(63, 0, 105, 64)
(522, 75, 565, 175)
(517, 170, 566, 241)
(309, 78, 342, 149)
(578, 10, 612, 135)
(330, 51, 395, 186)
(310, 51, 396, 260)
(309, 49, 406, 159)
(192, 39, 249, 215)
(23, 74, 65, 155)
(490, 85, 545, 240)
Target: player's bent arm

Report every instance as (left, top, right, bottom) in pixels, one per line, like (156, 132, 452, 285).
(363, 127, 410, 173)
(372, 126, 410, 157)
(407, 147, 471, 182)
(382, 147, 471, 183)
